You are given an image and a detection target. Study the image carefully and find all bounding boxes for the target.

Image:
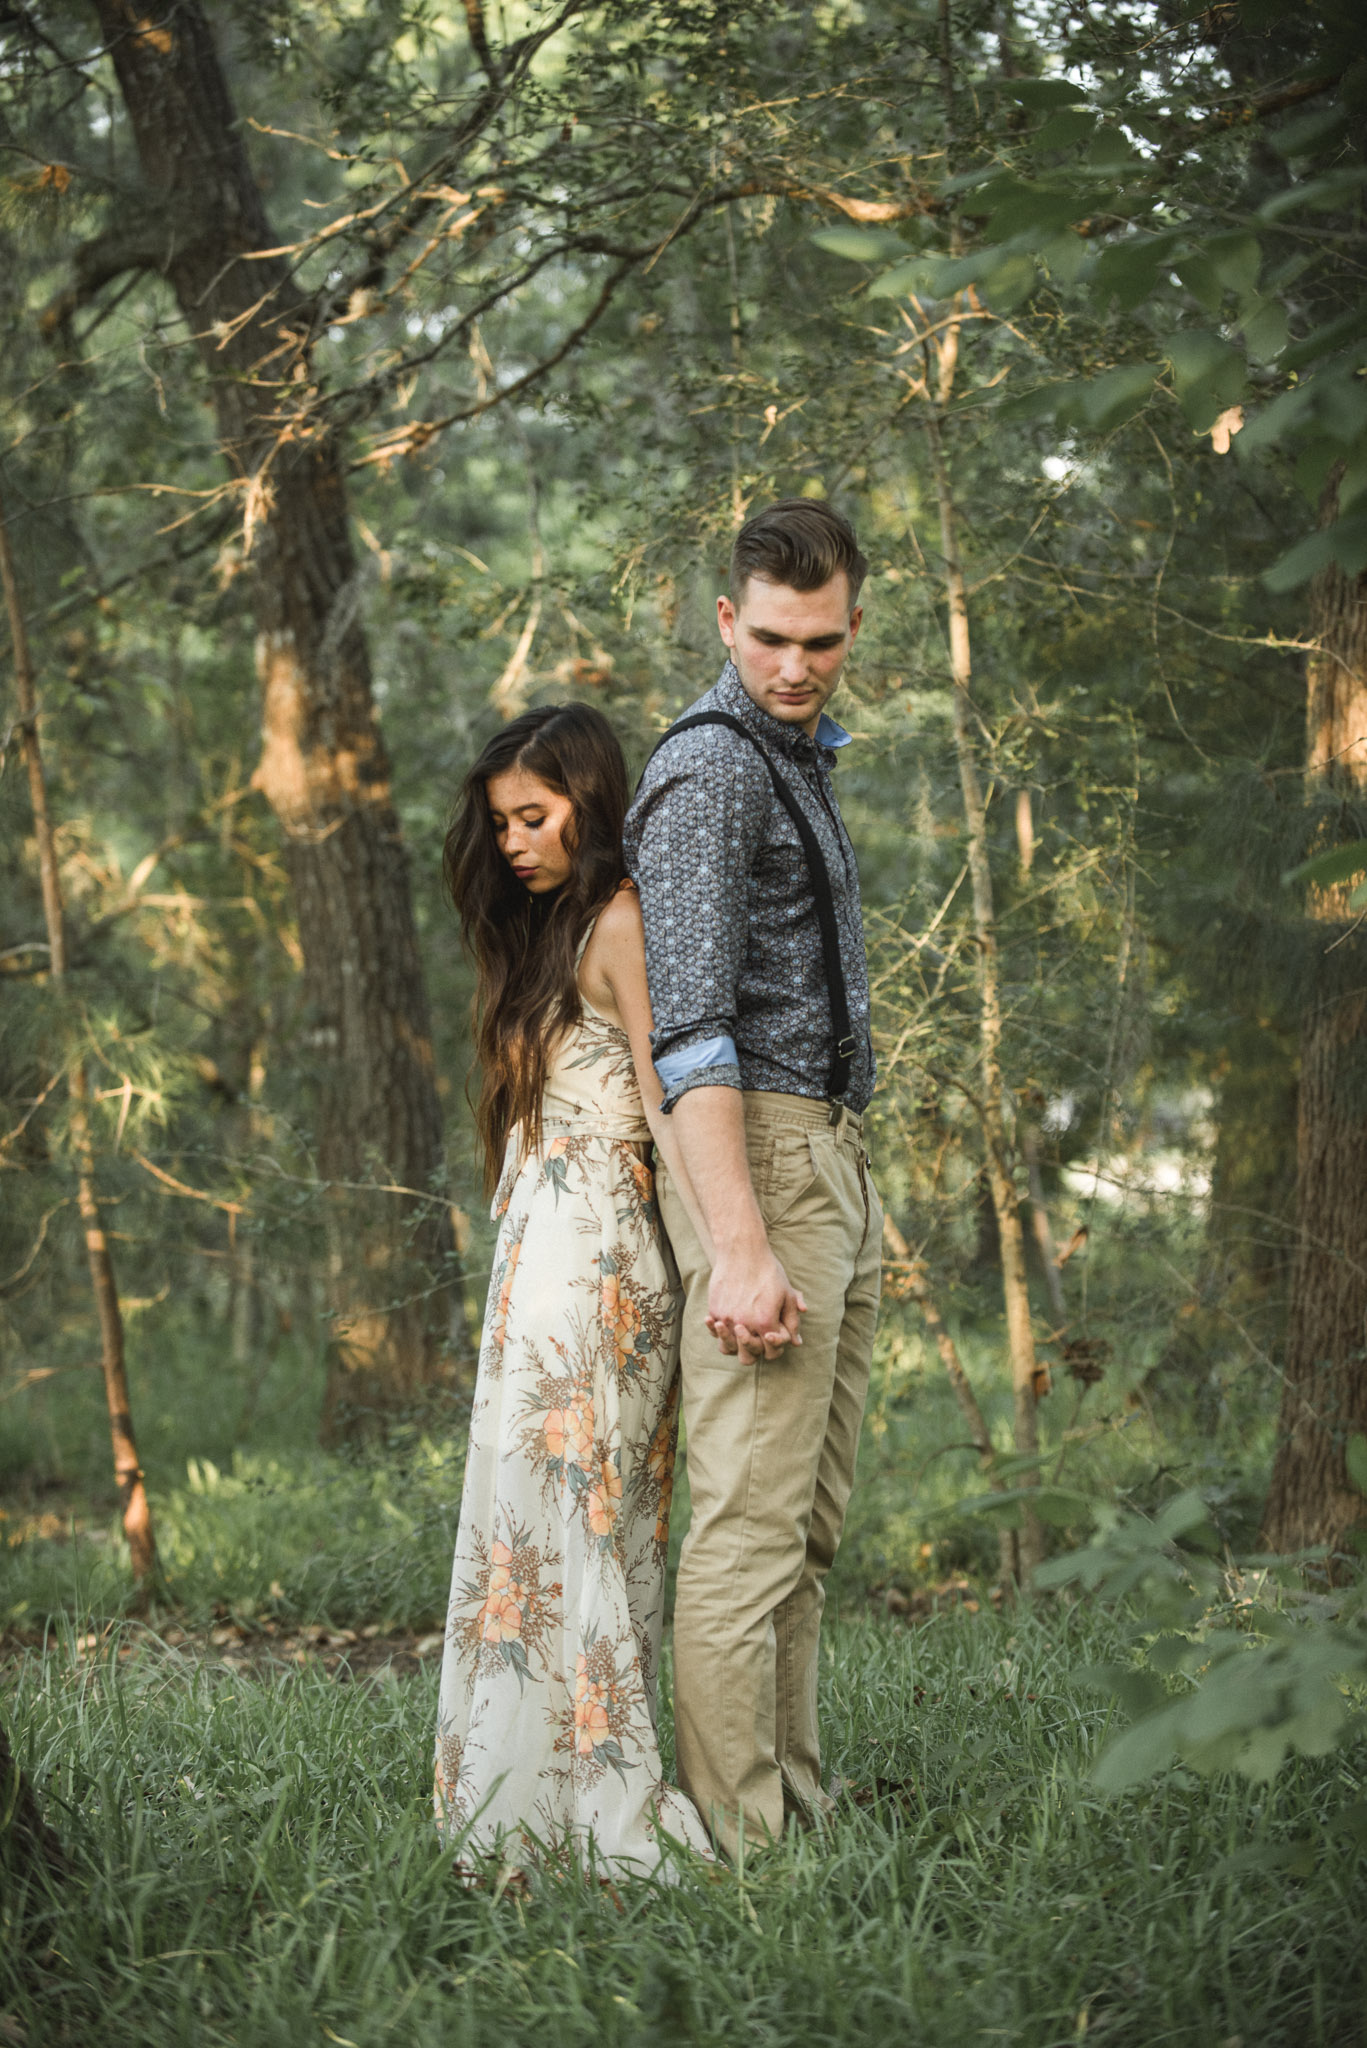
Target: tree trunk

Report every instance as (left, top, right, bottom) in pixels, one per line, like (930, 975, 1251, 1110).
(924, 398, 1045, 1583)
(0, 478, 159, 1585)
(1261, 537, 1367, 1560)
(90, 1, 470, 1429)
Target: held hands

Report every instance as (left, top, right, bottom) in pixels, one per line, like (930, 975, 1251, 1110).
(704, 1242, 806, 1362)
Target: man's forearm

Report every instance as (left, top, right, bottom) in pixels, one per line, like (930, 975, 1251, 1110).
(670, 1087, 767, 1255)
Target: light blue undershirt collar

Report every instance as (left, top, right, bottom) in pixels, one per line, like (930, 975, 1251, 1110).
(815, 712, 853, 750)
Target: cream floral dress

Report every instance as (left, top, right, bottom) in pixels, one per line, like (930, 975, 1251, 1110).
(434, 959, 711, 1879)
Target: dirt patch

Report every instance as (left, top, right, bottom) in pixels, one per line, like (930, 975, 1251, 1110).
(0, 1618, 447, 1682)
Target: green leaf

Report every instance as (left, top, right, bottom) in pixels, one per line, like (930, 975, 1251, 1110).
(1287, 839, 1367, 888)
(1281, 299, 1367, 372)
(1164, 332, 1246, 432)
(1237, 380, 1316, 454)
(1240, 295, 1289, 361)
(1263, 528, 1337, 592)
(1339, 449, 1367, 514)
(1174, 253, 1223, 314)
(1330, 508, 1367, 575)
(1033, 109, 1097, 151)
(1294, 436, 1341, 504)
(810, 226, 909, 263)
(996, 380, 1075, 423)
(1032, 1486, 1096, 1527)
(1262, 512, 1367, 591)
(1091, 234, 1178, 311)
(1002, 78, 1090, 111)
(1258, 166, 1367, 222)
(1270, 102, 1349, 158)
(866, 257, 937, 299)
(1040, 231, 1086, 283)
(1312, 373, 1367, 445)
(940, 164, 1006, 197)
(1091, 1712, 1180, 1791)
(986, 182, 1089, 241)
(1152, 1489, 1216, 1546)
(1086, 127, 1140, 169)
(1164, 331, 1236, 385)
(879, 246, 1027, 299)
(1346, 1434, 1367, 1498)
(1080, 362, 1157, 429)
(1207, 231, 1262, 298)
(980, 253, 1038, 312)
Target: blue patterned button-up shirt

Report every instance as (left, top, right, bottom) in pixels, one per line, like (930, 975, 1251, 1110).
(623, 662, 876, 1114)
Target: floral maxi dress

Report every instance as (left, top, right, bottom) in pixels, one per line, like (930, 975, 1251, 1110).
(434, 991, 711, 1877)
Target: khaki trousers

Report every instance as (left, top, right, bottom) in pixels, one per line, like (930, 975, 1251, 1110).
(657, 1090, 882, 1858)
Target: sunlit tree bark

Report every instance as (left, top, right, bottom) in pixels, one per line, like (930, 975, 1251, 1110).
(85, 0, 469, 1429)
(1262, 504, 1367, 1561)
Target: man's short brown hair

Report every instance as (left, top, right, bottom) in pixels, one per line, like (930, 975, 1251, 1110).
(729, 498, 868, 608)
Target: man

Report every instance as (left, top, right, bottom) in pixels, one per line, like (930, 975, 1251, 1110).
(624, 498, 881, 1857)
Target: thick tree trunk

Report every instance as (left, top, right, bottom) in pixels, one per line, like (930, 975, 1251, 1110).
(1262, 541, 1367, 1559)
(1, 478, 159, 1585)
(91, 2, 470, 1427)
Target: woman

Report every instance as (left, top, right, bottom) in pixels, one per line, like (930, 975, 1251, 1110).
(434, 702, 712, 1881)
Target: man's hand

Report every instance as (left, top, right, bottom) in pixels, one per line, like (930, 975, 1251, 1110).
(669, 1086, 807, 1361)
(704, 1241, 806, 1362)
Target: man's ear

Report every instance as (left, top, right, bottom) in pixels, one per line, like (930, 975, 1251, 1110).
(717, 594, 737, 647)
(847, 605, 863, 643)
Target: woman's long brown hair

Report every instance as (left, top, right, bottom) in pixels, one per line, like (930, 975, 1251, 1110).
(444, 703, 629, 1191)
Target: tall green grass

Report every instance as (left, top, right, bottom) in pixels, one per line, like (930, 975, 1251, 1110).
(1, 1298, 1276, 1638)
(5, 1610, 1363, 2047)
(1, 1442, 465, 1634)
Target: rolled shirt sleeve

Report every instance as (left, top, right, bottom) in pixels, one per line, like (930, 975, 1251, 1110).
(625, 729, 771, 1113)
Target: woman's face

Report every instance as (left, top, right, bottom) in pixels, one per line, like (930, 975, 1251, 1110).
(485, 766, 575, 894)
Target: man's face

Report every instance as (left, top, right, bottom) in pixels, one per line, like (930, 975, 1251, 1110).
(717, 572, 862, 735)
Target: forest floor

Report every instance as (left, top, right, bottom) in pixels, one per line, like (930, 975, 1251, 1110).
(3, 1566, 1364, 2048)
(3, 1352, 1363, 2046)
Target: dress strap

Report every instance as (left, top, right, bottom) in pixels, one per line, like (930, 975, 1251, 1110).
(574, 914, 600, 969)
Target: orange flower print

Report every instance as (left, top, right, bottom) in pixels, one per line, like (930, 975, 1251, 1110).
(574, 1653, 613, 1759)
(545, 1391, 595, 1473)
(601, 1270, 644, 1375)
(477, 1539, 525, 1645)
(628, 1154, 654, 1203)
(488, 1236, 522, 1360)
(586, 1455, 622, 1541)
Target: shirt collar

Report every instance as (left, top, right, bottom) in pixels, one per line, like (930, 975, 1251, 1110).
(714, 662, 850, 764)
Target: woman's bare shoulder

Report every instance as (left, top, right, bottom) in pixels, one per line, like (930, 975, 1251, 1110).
(591, 881, 644, 944)
(581, 883, 644, 999)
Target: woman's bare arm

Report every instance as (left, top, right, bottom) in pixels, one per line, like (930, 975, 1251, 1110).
(578, 888, 715, 1262)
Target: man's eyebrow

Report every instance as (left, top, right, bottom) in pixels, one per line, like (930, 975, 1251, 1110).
(750, 628, 847, 648)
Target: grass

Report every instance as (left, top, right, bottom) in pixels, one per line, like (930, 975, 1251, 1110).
(1, 1281, 1352, 2045)
(4, 1604, 1364, 2047)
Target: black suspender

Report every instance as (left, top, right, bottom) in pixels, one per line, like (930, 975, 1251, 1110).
(646, 710, 857, 1102)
